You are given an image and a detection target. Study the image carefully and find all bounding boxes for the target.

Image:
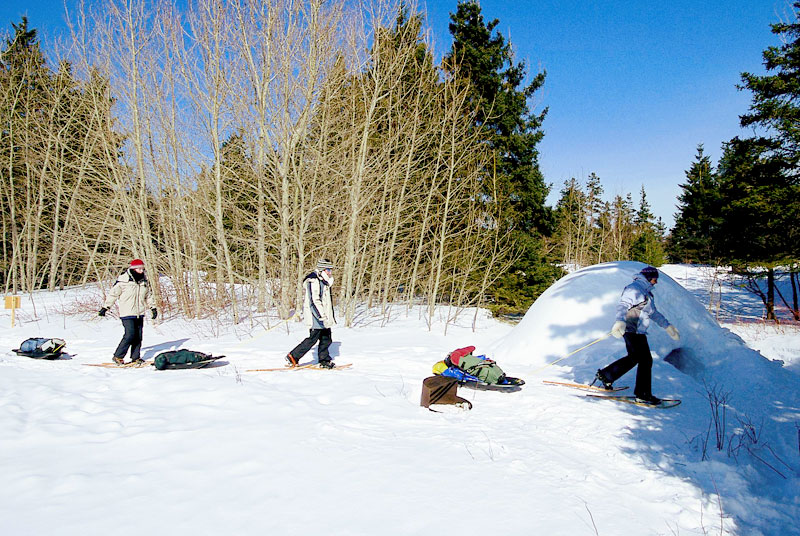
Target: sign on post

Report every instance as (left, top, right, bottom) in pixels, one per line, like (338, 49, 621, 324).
(5, 296, 21, 328)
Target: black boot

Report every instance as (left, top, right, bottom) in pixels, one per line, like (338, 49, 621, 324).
(634, 393, 662, 405)
(595, 369, 613, 390)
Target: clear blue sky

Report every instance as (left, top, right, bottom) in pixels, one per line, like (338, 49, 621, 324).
(1, 0, 786, 227)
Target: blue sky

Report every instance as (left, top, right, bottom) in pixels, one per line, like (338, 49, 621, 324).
(1, 0, 786, 227)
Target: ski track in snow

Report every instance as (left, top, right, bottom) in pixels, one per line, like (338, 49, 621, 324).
(1, 263, 798, 535)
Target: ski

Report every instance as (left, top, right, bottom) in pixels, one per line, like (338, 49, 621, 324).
(84, 361, 150, 369)
(586, 394, 681, 409)
(247, 363, 352, 372)
(543, 380, 628, 392)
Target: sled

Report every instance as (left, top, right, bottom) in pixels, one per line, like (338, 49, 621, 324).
(13, 337, 67, 360)
(458, 376, 524, 392)
(158, 356, 226, 370)
(12, 349, 66, 360)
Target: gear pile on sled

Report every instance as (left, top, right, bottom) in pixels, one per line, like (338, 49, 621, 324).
(13, 338, 67, 359)
(431, 345, 524, 391)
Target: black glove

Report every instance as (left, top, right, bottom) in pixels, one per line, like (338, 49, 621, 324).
(98, 307, 107, 317)
(151, 308, 158, 320)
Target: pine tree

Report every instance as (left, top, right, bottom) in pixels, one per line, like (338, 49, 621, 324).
(630, 187, 667, 266)
(718, 3, 800, 320)
(716, 138, 795, 319)
(739, 2, 800, 171)
(669, 144, 721, 263)
(445, 0, 558, 313)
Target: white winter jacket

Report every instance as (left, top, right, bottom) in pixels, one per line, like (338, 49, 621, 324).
(103, 269, 156, 318)
(615, 275, 669, 334)
(302, 271, 335, 329)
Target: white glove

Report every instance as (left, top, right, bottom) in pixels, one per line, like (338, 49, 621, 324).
(610, 321, 626, 339)
(666, 325, 680, 341)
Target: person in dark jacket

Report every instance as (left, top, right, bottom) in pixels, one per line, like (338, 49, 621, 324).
(286, 259, 337, 368)
(98, 259, 158, 366)
(595, 266, 680, 405)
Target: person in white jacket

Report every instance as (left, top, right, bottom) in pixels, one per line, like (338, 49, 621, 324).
(286, 259, 337, 368)
(594, 266, 680, 405)
(98, 259, 157, 365)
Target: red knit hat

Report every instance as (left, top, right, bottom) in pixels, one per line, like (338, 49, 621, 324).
(130, 259, 145, 268)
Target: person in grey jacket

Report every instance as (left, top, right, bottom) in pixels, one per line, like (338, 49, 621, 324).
(98, 259, 157, 365)
(594, 266, 680, 404)
(286, 258, 337, 368)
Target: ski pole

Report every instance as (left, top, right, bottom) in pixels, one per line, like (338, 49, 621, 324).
(532, 332, 611, 374)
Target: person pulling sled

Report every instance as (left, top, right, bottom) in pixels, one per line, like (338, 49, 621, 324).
(286, 259, 337, 369)
(594, 266, 680, 405)
(98, 259, 158, 367)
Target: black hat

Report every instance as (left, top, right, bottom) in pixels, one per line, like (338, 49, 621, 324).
(640, 266, 659, 281)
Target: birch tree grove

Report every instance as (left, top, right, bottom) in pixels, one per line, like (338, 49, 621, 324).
(2, 0, 516, 327)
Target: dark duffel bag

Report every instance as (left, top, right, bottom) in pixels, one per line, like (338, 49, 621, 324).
(154, 349, 222, 370)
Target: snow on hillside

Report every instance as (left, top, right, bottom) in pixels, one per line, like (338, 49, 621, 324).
(1, 263, 798, 535)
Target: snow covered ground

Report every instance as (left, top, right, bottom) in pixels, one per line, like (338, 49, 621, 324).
(1, 262, 798, 535)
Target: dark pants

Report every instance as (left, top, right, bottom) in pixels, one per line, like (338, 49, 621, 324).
(114, 316, 144, 360)
(600, 332, 653, 397)
(289, 328, 332, 363)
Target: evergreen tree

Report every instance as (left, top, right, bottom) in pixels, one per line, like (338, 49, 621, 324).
(718, 3, 800, 320)
(669, 144, 721, 263)
(739, 2, 800, 171)
(445, 0, 559, 313)
(630, 187, 667, 266)
(737, 2, 800, 264)
(715, 137, 796, 319)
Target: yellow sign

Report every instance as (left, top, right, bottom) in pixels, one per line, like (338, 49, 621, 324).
(5, 295, 20, 328)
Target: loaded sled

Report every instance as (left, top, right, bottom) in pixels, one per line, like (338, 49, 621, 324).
(153, 349, 225, 370)
(13, 338, 67, 359)
(432, 346, 524, 392)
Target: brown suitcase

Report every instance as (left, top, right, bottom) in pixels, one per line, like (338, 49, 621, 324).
(420, 375, 472, 410)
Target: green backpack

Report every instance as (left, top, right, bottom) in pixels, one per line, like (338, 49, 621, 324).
(457, 353, 506, 384)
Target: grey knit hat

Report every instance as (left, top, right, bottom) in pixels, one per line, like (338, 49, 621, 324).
(316, 258, 334, 271)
